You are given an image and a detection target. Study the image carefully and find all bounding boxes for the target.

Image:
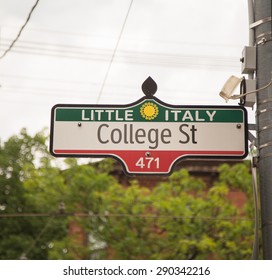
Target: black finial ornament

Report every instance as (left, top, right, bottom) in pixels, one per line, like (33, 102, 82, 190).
(142, 76, 157, 97)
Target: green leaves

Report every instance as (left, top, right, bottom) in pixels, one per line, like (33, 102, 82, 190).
(218, 163, 252, 193)
(0, 129, 255, 260)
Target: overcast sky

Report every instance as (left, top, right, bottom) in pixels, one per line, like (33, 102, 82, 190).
(0, 0, 253, 141)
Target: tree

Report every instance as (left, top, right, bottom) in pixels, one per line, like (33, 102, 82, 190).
(25, 162, 258, 259)
(93, 181, 154, 259)
(71, 165, 253, 259)
(22, 158, 69, 259)
(0, 129, 120, 260)
(56, 161, 120, 259)
(81, 167, 255, 260)
(0, 128, 51, 259)
(0, 129, 255, 259)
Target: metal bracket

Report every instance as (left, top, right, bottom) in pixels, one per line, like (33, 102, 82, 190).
(252, 156, 258, 168)
(248, 123, 257, 147)
(256, 31, 272, 45)
(250, 16, 272, 29)
(248, 123, 256, 130)
(249, 132, 257, 146)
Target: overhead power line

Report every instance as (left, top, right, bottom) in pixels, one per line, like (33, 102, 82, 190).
(0, 0, 40, 60)
(0, 211, 254, 222)
(20, 215, 54, 259)
(96, 0, 134, 104)
(0, 38, 239, 70)
(2, 24, 242, 50)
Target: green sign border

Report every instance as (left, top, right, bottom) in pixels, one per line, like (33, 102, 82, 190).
(55, 98, 244, 123)
(50, 95, 248, 176)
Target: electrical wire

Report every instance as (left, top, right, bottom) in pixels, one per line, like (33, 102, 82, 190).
(1, 83, 214, 96)
(220, 78, 272, 101)
(0, 38, 239, 70)
(0, 211, 255, 222)
(250, 141, 260, 260)
(20, 215, 54, 259)
(0, 73, 103, 86)
(0, 37, 239, 63)
(0, 0, 40, 60)
(2, 24, 243, 49)
(96, 0, 134, 104)
(11, 211, 252, 259)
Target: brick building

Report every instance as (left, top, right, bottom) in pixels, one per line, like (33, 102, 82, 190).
(109, 158, 249, 208)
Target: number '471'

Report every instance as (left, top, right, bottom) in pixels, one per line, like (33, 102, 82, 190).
(135, 157, 160, 169)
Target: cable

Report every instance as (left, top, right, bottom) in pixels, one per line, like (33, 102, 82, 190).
(0, 49, 238, 71)
(0, 73, 102, 86)
(2, 24, 243, 49)
(250, 141, 260, 260)
(220, 78, 272, 101)
(20, 215, 54, 259)
(96, 0, 134, 104)
(0, 38, 238, 70)
(0, 0, 40, 60)
(0, 211, 255, 222)
(0, 37, 239, 62)
(237, 80, 272, 99)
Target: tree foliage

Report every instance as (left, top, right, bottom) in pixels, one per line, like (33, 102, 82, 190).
(92, 168, 254, 260)
(0, 129, 255, 259)
(0, 129, 54, 259)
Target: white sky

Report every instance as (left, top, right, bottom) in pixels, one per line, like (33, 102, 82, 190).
(0, 0, 254, 141)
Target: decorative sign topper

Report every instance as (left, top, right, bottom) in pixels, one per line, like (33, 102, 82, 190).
(50, 77, 248, 175)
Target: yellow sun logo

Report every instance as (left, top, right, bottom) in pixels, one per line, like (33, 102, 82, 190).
(140, 102, 159, 120)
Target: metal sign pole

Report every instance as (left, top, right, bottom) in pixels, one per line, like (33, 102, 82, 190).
(254, 0, 272, 259)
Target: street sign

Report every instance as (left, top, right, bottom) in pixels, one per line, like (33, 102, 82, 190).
(50, 91, 248, 176)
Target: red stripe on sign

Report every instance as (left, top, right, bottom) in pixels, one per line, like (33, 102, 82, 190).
(54, 149, 245, 155)
(53, 149, 245, 174)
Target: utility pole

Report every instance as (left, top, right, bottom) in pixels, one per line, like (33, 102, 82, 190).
(254, 0, 272, 259)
